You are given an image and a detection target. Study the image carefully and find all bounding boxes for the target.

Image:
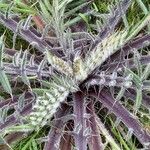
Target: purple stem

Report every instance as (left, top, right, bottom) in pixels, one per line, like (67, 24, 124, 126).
(0, 97, 17, 108)
(4, 48, 43, 62)
(0, 115, 18, 130)
(3, 63, 50, 77)
(4, 48, 17, 57)
(101, 55, 150, 73)
(59, 121, 73, 150)
(60, 134, 72, 150)
(0, 14, 46, 50)
(93, 0, 131, 47)
(86, 74, 133, 88)
(86, 73, 150, 92)
(73, 91, 87, 150)
(0, 102, 33, 130)
(88, 89, 150, 147)
(44, 104, 70, 150)
(0, 92, 33, 108)
(87, 101, 103, 150)
(0, 14, 60, 56)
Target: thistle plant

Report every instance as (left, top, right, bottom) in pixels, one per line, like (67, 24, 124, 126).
(0, 0, 150, 149)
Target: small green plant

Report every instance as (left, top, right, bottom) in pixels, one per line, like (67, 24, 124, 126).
(0, 0, 150, 149)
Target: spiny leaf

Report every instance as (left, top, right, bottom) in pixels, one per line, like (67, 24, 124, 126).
(12, 50, 22, 67)
(0, 107, 8, 123)
(37, 59, 47, 79)
(0, 70, 12, 95)
(133, 50, 142, 77)
(135, 88, 142, 112)
(29, 55, 35, 67)
(142, 63, 150, 80)
(0, 34, 5, 67)
(18, 92, 25, 111)
(20, 50, 31, 87)
(116, 87, 126, 100)
(125, 68, 142, 89)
